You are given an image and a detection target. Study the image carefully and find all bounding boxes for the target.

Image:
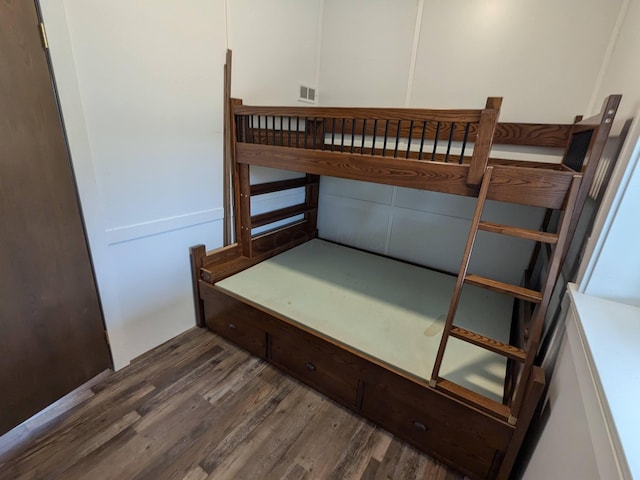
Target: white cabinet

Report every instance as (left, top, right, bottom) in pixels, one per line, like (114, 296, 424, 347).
(523, 284, 636, 479)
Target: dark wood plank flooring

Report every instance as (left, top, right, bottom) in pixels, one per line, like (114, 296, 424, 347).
(0, 327, 464, 480)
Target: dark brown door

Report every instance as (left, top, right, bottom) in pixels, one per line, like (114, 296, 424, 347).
(0, 1, 112, 434)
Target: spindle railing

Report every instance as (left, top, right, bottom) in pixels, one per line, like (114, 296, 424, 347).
(232, 100, 502, 185)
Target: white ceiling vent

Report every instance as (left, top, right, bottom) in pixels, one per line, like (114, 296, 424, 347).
(298, 84, 317, 104)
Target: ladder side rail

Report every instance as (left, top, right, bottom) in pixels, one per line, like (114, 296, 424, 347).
(508, 174, 582, 423)
(430, 166, 494, 386)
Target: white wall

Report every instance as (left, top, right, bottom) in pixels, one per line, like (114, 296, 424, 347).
(319, 0, 418, 107)
(42, 0, 227, 369)
(412, 0, 621, 121)
(227, 0, 322, 106)
(42, 0, 321, 369)
(592, 0, 640, 127)
(317, 0, 622, 283)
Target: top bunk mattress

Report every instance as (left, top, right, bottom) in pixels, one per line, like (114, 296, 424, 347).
(216, 239, 513, 402)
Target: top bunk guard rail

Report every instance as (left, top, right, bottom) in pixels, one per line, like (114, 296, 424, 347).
(232, 97, 502, 186)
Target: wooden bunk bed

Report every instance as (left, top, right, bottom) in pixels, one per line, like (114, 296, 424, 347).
(189, 52, 620, 480)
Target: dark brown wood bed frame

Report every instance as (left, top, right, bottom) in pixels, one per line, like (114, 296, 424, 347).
(189, 51, 620, 479)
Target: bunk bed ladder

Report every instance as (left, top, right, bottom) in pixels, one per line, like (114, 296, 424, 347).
(430, 166, 582, 425)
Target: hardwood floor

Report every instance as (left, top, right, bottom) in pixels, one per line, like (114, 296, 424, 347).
(0, 328, 464, 480)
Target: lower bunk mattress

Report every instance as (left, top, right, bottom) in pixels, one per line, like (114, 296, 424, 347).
(215, 238, 513, 402)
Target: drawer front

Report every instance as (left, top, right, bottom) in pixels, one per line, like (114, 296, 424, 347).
(270, 328, 359, 407)
(203, 295, 267, 358)
(361, 370, 510, 479)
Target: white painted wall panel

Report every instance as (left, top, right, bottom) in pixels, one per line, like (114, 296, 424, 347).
(106, 221, 220, 368)
(62, 0, 226, 229)
(43, 0, 324, 368)
(412, 0, 621, 122)
(227, 0, 322, 106)
(593, 0, 640, 126)
(319, 0, 418, 107)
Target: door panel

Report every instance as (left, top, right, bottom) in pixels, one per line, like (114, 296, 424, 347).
(0, 0, 112, 434)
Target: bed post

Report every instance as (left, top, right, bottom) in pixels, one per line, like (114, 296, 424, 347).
(564, 94, 621, 246)
(189, 244, 206, 327)
(467, 97, 501, 185)
(223, 49, 233, 246)
(305, 174, 320, 236)
(231, 99, 244, 249)
(496, 366, 545, 479)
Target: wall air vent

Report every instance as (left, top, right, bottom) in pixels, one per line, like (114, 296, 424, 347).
(298, 84, 317, 104)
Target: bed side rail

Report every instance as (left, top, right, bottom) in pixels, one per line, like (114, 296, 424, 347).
(233, 98, 501, 186)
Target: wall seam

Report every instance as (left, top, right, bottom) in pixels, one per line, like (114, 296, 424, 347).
(223, 0, 229, 49)
(314, 0, 325, 93)
(404, 0, 424, 108)
(387, 0, 424, 255)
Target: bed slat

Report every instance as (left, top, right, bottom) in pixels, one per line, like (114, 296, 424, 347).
(250, 176, 315, 196)
(251, 203, 314, 228)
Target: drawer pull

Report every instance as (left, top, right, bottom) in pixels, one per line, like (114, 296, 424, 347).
(412, 420, 428, 431)
(304, 362, 316, 372)
(228, 323, 237, 330)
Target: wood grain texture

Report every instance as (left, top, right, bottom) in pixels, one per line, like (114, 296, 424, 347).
(237, 144, 573, 209)
(189, 245, 206, 327)
(0, 328, 462, 480)
(449, 327, 526, 362)
(238, 163, 252, 257)
(477, 222, 558, 244)
(509, 175, 582, 421)
(335, 120, 573, 148)
(493, 122, 572, 148)
(238, 143, 478, 194)
(250, 203, 313, 228)
(222, 51, 232, 246)
(468, 109, 498, 185)
(465, 274, 542, 303)
(199, 224, 314, 285)
(250, 176, 315, 196)
(234, 104, 484, 123)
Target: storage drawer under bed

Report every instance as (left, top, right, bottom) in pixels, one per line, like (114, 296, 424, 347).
(270, 325, 361, 408)
(361, 367, 512, 479)
(202, 290, 267, 359)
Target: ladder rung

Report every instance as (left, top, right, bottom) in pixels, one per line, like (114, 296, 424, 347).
(478, 221, 558, 244)
(465, 274, 543, 303)
(450, 326, 526, 362)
